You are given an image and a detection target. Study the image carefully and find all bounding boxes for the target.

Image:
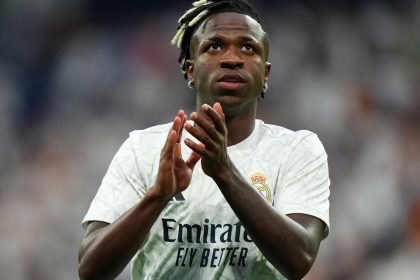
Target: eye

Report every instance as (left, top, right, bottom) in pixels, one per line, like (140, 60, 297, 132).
(242, 44, 255, 52)
(208, 43, 222, 52)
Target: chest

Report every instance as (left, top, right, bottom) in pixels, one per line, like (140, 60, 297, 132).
(184, 151, 281, 206)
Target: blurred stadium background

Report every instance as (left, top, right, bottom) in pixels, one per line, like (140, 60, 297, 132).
(0, 0, 419, 279)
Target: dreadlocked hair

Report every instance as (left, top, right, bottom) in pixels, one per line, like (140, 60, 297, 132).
(171, 0, 263, 79)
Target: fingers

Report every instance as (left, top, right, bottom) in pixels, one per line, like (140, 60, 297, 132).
(162, 128, 177, 160)
(187, 113, 219, 149)
(184, 138, 207, 157)
(175, 110, 187, 158)
(212, 102, 225, 125)
(171, 110, 186, 140)
(186, 103, 226, 140)
(162, 110, 186, 160)
(177, 110, 187, 143)
(183, 103, 228, 153)
(202, 103, 226, 134)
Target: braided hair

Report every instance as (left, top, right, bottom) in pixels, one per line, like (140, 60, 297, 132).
(171, 0, 265, 79)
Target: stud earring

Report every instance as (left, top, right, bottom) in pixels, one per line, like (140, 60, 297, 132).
(188, 80, 195, 89)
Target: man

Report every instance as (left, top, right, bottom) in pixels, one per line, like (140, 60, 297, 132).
(78, 1, 330, 279)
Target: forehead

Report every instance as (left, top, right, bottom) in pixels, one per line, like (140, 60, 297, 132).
(194, 12, 265, 42)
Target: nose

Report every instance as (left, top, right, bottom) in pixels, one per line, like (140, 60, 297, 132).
(220, 47, 244, 69)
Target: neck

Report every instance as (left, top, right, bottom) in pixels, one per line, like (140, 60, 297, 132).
(224, 112, 256, 146)
(195, 100, 257, 146)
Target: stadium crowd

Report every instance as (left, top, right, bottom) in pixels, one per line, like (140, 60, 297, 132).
(0, 0, 419, 279)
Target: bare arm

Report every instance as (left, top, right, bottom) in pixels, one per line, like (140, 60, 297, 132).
(184, 103, 326, 280)
(78, 189, 169, 280)
(212, 166, 325, 280)
(78, 110, 201, 280)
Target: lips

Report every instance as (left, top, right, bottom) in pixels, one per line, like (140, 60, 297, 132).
(216, 74, 246, 91)
(217, 74, 246, 83)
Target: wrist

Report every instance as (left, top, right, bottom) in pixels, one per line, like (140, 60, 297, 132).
(147, 185, 173, 204)
(212, 160, 237, 186)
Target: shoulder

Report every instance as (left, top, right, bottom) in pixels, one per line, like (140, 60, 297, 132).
(129, 122, 172, 142)
(291, 130, 327, 156)
(257, 120, 327, 157)
(129, 122, 172, 138)
(125, 122, 172, 152)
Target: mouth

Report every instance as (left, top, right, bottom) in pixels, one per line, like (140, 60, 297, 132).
(217, 74, 246, 91)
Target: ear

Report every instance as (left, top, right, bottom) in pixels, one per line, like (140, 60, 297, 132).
(185, 59, 195, 81)
(264, 61, 271, 83)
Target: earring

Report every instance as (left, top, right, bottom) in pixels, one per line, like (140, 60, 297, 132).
(188, 80, 195, 89)
(262, 82, 268, 93)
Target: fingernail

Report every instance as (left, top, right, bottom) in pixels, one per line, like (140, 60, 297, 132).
(202, 104, 209, 111)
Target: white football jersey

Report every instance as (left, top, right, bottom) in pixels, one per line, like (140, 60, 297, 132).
(82, 119, 330, 279)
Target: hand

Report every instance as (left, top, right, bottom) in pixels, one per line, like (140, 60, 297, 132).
(184, 103, 231, 179)
(153, 110, 201, 201)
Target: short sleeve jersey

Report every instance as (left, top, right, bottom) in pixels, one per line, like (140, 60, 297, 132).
(82, 119, 330, 279)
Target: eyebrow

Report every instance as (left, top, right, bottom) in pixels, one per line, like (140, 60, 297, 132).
(203, 35, 259, 44)
(239, 35, 258, 43)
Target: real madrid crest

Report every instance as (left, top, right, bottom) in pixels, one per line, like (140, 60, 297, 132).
(250, 172, 272, 203)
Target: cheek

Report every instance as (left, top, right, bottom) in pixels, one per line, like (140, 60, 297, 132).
(250, 64, 266, 84)
(194, 61, 215, 86)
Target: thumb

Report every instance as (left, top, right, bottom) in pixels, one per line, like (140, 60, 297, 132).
(186, 147, 203, 170)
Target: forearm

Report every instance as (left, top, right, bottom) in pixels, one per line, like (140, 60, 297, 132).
(214, 164, 315, 279)
(78, 186, 169, 280)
